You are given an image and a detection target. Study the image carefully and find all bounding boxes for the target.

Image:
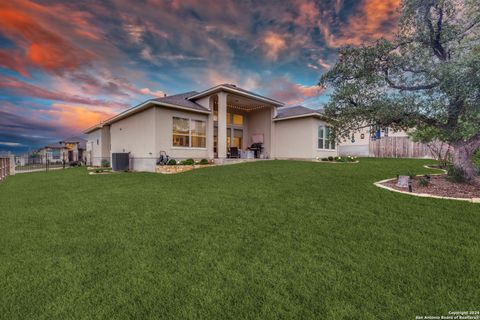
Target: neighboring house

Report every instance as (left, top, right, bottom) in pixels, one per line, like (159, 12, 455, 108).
(35, 136, 87, 164)
(37, 143, 67, 164)
(84, 84, 338, 171)
(59, 136, 87, 163)
(338, 126, 409, 157)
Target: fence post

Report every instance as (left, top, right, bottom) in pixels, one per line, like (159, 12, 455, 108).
(9, 154, 15, 176)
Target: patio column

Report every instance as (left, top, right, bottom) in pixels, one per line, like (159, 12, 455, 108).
(207, 96, 215, 159)
(217, 92, 227, 160)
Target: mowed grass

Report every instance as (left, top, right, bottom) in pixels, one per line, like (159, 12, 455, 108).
(0, 159, 478, 319)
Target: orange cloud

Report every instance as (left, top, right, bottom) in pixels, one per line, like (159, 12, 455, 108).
(0, 0, 97, 74)
(263, 32, 287, 60)
(266, 77, 325, 105)
(320, 0, 400, 48)
(42, 104, 115, 131)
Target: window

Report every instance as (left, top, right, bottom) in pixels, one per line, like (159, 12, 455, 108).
(318, 126, 324, 149)
(233, 114, 244, 125)
(233, 129, 243, 148)
(226, 128, 231, 150)
(172, 117, 190, 147)
(172, 117, 206, 148)
(52, 149, 61, 159)
(318, 125, 336, 150)
(191, 120, 206, 148)
(227, 112, 232, 124)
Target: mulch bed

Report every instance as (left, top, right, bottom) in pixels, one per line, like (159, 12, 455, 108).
(382, 174, 480, 199)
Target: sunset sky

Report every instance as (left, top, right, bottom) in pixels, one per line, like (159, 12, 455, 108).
(0, 0, 399, 153)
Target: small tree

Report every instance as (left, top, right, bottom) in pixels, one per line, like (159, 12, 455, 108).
(319, 0, 480, 180)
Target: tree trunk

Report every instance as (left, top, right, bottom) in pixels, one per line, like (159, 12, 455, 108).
(452, 135, 480, 181)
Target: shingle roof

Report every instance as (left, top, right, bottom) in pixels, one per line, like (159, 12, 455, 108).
(61, 136, 87, 149)
(152, 91, 209, 112)
(188, 84, 284, 106)
(275, 105, 325, 120)
(45, 143, 65, 149)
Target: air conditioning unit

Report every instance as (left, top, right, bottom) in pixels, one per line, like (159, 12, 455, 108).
(112, 153, 130, 171)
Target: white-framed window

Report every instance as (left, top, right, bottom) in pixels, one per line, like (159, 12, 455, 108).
(318, 125, 336, 150)
(172, 117, 206, 148)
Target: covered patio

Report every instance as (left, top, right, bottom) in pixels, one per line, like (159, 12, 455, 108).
(189, 84, 283, 161)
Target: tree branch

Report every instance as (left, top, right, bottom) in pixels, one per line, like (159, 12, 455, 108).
(384, 72, 439, 91)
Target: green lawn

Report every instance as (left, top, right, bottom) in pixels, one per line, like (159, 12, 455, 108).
(0, 159, 478, 319)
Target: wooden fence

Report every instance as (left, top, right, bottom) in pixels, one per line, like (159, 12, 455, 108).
(369, 137, 446, 158)
(0, 156, 10, 181)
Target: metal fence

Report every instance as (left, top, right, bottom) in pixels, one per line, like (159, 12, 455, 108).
(14, 155, 80, 173)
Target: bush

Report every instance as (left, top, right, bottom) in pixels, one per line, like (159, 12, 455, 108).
(446, 165, 466, 183)
(321, 157, 329, 161)
(419, 176, 430, 187)
(167, 159, 177, 165)
(198, 159, 209, 165)
(473, 149, 480, 173)
(327, 156, 334, 161)
(180, 159, 195, 165)
(101, 160, 110, 167)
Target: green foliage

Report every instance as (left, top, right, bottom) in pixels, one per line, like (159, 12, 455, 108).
(446, 165, 466, 183)
(180, 159, 195, 165)
(473, 149, 480, 172)
(419, 176, 430, 187)
(167, 159, 177, 165)
(101, 160, 110, 168)
(327, 156, 334, 161)
(0, 160, 478, 319)
(319, 0, 480, 176)
(198, 159, 209, 165)
(321, 157, 329, 161)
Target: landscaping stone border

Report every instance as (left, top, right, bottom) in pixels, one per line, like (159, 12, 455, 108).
(374, 165, 480, 203)
(155, 164, 212, 174)
(316, 160, 360, 164)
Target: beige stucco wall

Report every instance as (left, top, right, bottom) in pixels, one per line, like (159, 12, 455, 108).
(274, 117, 337, 159)
(87, 126, 112, 166)
(110, 108, 156, 171)
(246, 107, 272, 158)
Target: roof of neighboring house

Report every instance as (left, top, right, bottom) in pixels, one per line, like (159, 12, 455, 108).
(188, 84, 284, 106)
(60, 136, 87, 149)
(274, 105, 326, 121)
(44, 143, 65, 149)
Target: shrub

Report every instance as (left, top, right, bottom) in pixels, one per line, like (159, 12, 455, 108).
(446, 165, 466, 183)
(181, 159, 195, 166)
(473, 149, 480, 174)
(167, 159, 177, 165)
(101, 160, 110, 167)
(407, 170, 416, 179)
(321, 157, 329, 161)
(327, 156, 334, 161)
(418, 176, 430, 187)
(198, 159, 209, 165)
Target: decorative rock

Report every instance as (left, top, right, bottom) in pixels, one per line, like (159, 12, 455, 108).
(396, 175, 410, 188)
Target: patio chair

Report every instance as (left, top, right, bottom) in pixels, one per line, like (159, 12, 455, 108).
(229, 147, 240, 159)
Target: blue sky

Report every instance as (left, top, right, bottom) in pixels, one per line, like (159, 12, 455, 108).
(0, 0, 399, 153)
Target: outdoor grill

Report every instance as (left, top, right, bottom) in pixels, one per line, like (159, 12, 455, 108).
(248, 143, 263, 158)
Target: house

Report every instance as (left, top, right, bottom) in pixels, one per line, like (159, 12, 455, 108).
(35, 136, 87, 164)
(59, 136, 87, 163)
(84, 84, 338, 171)
(36, 143, 67, 164)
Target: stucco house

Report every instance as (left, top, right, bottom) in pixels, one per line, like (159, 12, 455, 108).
(84, 84, 337, 171)
(36, 136, 87, 164)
